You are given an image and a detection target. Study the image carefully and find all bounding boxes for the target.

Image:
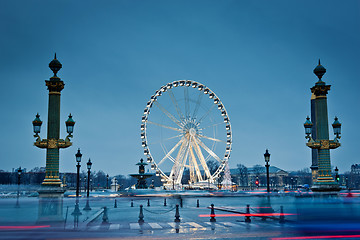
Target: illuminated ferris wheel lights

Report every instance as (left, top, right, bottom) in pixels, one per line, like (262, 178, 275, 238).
(141, 80, 232, 187)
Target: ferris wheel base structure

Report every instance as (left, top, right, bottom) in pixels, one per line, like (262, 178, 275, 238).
(163, 181, 219, 190)
(141, 80, 233, 189)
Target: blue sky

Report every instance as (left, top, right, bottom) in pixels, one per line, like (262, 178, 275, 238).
(0, 0, 359, 176)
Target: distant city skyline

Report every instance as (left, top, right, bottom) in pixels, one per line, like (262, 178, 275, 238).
(1, 1, 359, 175)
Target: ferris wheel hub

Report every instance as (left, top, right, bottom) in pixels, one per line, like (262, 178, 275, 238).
(182, 120, 199, 137)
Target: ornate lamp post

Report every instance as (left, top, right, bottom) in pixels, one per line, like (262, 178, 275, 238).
(335, 166, 339, 183)
(86, 159, 92, 197)
(106, 174, 109, 189)
(114, 177, 117, 192)
(32, 54, 75, 187)
(304, 60, 341, 192)
(264, 149, 270, 193)
(15, 167, 22, 208)
(83, 158, 92, 211)
(75, 149, 82, 198)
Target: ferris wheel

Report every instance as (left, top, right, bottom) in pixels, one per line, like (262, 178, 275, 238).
(141, 80, 232, 188)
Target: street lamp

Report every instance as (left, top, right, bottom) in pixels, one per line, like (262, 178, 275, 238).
(106, 174, 109, 189)
(114, 177, 117, 192)
(304, 116, 313, 140)
(86, 159, 92, 197)
(84, 159, 92, 211)
(335, 166, 339, 183)
(75, 149, 82, 198)
(264, 149, 270, 193)
(332, 117, 342, 140)
(15, 167, 22, 208)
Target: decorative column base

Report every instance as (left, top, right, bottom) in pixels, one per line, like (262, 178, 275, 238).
(37, 187, 66, 224)
(42, 177, 63, 187)
(311, 181, 341, 192)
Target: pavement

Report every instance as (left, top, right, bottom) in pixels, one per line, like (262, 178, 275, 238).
(1, 193, 360, 239)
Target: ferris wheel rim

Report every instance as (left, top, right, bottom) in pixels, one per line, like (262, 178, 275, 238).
(141, 80, 232, 184)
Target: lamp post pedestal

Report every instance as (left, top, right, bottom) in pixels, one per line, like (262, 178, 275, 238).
(37, 188, 66, 224)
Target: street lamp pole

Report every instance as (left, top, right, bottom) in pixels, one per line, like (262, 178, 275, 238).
(264, 149, 271, 193)
(15, 167, 22, 208)
(75, 149, 82, 198)
(86, 159, 92, 198)
(106, 174, 109, 189)
(335, 167, 339, 183)
(84, 159, 92, 211)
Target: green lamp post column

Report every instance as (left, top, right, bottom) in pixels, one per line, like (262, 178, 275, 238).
(33, 54, 75, 187)
(304, 60, 341, 192)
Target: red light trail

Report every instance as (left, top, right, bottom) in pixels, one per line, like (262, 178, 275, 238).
(0, 225, 50, 230)
(198, 213, 295, 217)
(271, 235, 360, 240)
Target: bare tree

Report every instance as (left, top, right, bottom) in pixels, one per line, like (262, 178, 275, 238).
(207, 160, 219, 175)
(237, 164, 248, 186)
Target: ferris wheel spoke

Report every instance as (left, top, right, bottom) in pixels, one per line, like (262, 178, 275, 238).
(176, 140, 191, 184)
(191, 138, 211, 179)
(157, 138, 184, 166)
(197, 104, 216, 124)
(170, 138, 188, 181)
(154, 102, 182, 127)
(148, 134, 181, 146)
(192, 90, 203, 119)
(147, 121, 182, 132)
(184, 87, 190, 119)
(168, 89, 185, 120)
(196, 138, 223, 163)
(200, 122, 225, 130)
(198, 134, 225, 143)
(189, 144, 203, 182)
